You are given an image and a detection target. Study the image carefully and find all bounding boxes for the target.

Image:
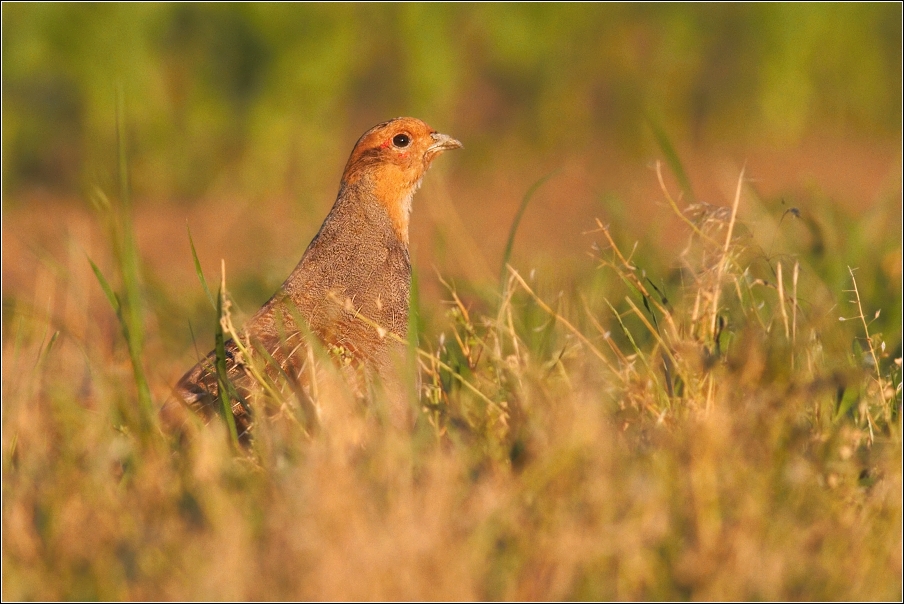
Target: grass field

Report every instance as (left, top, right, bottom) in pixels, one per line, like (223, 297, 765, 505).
(2, 6, 902, 598)
(2, 139, 901, 598)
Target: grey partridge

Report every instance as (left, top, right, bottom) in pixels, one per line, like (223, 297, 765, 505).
(168, 117, 461, 439)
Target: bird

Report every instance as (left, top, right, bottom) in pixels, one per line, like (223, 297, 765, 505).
(165, 117, 462, 440)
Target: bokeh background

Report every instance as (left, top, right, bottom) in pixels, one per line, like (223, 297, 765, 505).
(3, 5, 902, 600)
(3, 2, 901, 380)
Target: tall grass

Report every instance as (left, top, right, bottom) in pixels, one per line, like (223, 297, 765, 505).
(86, 91, 155, 441)
(2, 164, 901, 600)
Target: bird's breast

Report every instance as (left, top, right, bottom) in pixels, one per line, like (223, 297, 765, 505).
(263, 193, 411, 366)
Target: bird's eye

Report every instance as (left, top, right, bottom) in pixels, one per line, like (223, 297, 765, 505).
(392, 133, 410, 148)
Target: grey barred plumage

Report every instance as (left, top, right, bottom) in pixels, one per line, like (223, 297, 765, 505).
(166, 118, 461, 440)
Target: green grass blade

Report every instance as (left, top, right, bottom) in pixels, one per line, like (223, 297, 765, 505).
(605, 297, 668, 405)
(187, 223, 216, 310)
(33, 328, 60, 373)
(84, 89, 156, 439)
(88, 254, 155, 434)
(646, 116, 694, 202)
(88, 256, 122, 313)
(114, 86, 146, 356)
(499, 170, 559, 290)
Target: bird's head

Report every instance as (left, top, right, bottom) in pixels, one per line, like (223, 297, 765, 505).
(341, 117, 462, 244)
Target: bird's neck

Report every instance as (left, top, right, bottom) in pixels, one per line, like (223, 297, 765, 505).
(345, 173, 421, 246)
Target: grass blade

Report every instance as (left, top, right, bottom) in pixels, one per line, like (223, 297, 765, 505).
(499, 170, 559, 290)
(88, 254, 154, 433)
(214, 272, 241, 448)
(88, 256, 121, 313)
(187, 223, 216, 310)
(82, 89, 156, 439)
(605, 297, 668, 404)
(647, 116, 694, 202)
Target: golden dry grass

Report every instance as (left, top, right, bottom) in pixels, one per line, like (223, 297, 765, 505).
(2, 163, 901, 600)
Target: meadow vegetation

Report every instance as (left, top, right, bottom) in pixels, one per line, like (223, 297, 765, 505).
(2, 4, 901, 600)
(3, 158, 900, 599)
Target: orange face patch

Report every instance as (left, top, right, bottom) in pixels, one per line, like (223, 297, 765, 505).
(340, 117, 460, 244)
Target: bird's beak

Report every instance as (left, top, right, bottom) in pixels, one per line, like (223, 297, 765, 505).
(427, 132, 463, 154)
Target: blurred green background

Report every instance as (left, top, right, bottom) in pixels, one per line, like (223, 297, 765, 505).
(3, 3, 901, 202)
(2, 3, 901, 354)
